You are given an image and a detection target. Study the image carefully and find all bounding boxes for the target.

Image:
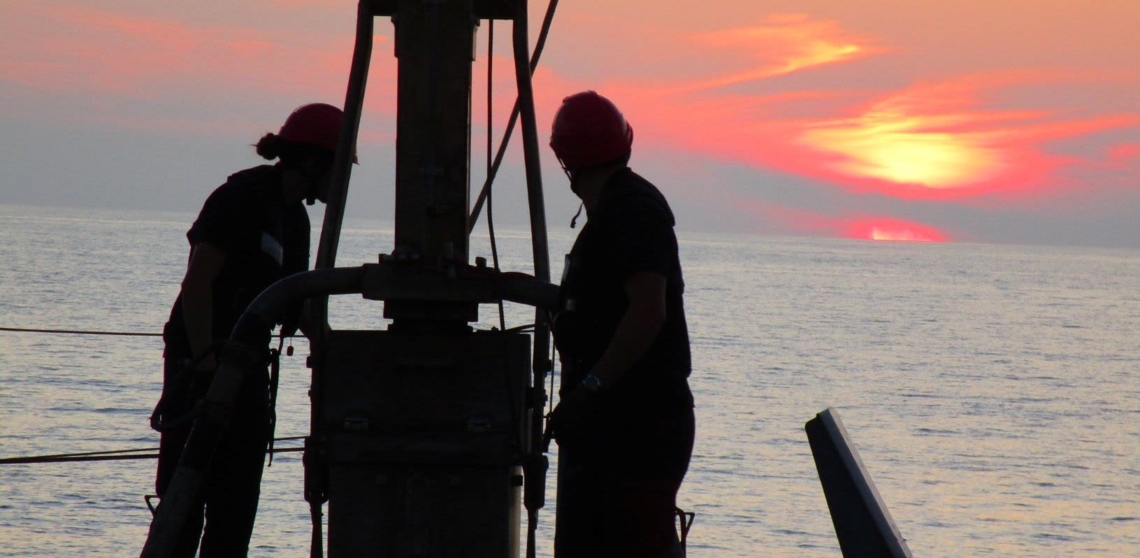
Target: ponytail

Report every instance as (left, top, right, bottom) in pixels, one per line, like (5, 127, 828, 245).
(255, 133, 333, 170)
(255, 133, 284, 161)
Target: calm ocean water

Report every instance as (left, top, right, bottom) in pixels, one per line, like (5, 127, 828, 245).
(0, 204, 1137, 557)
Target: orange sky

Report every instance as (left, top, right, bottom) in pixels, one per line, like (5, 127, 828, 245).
(1, 0, 1138, 246)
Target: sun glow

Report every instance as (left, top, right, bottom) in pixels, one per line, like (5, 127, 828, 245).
(848, 218, 949, 242)
(798, 97, 1008, 189)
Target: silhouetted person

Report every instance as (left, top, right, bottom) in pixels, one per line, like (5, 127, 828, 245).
(548, 91, 695, 558)
(152, 103, 352, 557)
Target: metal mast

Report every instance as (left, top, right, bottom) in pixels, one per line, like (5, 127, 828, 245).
(306, 0, 553, 556)
(140, 1, 557, 557)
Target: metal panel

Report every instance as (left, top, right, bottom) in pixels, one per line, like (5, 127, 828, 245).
(805, 408, 913, 558)
(319, 330, 530, 557)
(327, 465, 522, 558)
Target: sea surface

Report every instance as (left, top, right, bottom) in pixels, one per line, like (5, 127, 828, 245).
(0, 204, 1137, 557)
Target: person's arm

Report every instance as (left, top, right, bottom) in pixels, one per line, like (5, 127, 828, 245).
(180, 242, 226, 370)
(589, 271, 668, 388)
(547, 271, 667, 445)
(280, 205, 311, 337)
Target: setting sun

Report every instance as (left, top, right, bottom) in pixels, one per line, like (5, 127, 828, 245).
(847, 218, 949, 242)
(798, 90, 1008, 190)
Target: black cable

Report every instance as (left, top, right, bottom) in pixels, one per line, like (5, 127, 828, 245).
(548, 313, 557, 417)
(0, 326, 162, 337)
(0, 326, 294, 340)
(467, 0, 561, 233)
(487, 18, 507, 333)
(0, 437, 308, 465)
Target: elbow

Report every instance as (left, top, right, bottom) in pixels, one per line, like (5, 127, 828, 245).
(181, 273, 212, 302)
(181, 275, 204, 294)
(633, 303, 667, 334)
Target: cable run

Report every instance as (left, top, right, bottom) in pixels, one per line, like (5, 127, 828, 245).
(467, 0, 560, 233)
(0, 327, 298, 340)
(487, 18, 507, 333)
(0, 436, 309, 466)
(0, 326, 163, 337)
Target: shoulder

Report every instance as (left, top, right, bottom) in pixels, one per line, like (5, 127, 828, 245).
(596, 169, 676, 229)
(216, 165, 279, 199)
(189, 166, 280, 248)
(200, 166, 279, 214)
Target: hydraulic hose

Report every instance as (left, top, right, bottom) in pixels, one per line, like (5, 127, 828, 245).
(140, 267, 364, 558)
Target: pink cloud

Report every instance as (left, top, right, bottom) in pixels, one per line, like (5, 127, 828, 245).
(0, 6, 364, 101)
(687, 14, 884, 90)
(6, 3, 1134, 211)
(788, 76, 1140, 200)
(1109, 143, 1140, 163)
(582, 69, 1140, 205)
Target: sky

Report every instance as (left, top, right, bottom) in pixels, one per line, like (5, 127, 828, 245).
(1, 0, 1139, 248)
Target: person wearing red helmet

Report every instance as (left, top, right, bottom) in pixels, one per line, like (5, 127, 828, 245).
(548, 91, 695, 558)
(152, 102, 351, 557)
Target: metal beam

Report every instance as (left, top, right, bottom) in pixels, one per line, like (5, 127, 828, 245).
(368, 0, 515, 20)
(805, 408, 913, 558)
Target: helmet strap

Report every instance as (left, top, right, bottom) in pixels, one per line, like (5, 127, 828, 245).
(298, 156, 333, 205)
(570, 203, 584, 229)
(562, 166, 584, 196)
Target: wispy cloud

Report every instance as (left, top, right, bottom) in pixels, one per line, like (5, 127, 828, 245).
(1109, 142, 1140, 164)
(0, 6, 362, 100)
(687, 14, 883, 90)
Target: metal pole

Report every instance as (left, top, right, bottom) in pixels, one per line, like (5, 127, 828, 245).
(315, 0, 373, 273)
(512, 3, 554, 557)
(468, 0, 560, 233)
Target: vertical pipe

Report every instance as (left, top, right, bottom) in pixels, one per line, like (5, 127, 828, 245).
(304, 6, 372, 556)
(468, 0, 560, 233)
(315, 0, 374, 273)
(310, 0, 373, 336)
(512, 0, 551, 404)
(511, 0, 550, 286)
(391, 0, 475, 267)
(512, 7, 553, 554)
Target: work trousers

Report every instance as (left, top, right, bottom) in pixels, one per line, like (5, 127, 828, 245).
(555, 408, 695, 558)
(157, 354, 271, 558)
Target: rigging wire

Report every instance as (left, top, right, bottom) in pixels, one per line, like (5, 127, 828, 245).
(0, 436, 308, 466)
(467, 0, 560, 233)
(0, 326, 294, 341)
(0, 326, 162, 337)
(488, 18, 507, 333)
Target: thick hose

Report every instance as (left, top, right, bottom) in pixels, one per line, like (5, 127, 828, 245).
(140, 268, 364, 558)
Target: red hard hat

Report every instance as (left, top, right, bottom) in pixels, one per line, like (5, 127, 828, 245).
(278, 103, 357, 163)
(550, 91, 634, 170)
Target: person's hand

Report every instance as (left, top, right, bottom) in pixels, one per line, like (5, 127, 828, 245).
(548, 384, 598, 449)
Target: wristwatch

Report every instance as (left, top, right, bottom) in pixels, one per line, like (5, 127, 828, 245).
(581, 374, 603, 393)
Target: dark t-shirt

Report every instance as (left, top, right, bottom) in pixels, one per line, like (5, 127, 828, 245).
(555, 168, 693, 417)
(164, 165, 310, 357)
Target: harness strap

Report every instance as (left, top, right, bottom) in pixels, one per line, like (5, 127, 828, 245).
(266, 337, 284, 466)
(149, 341, 227, 433)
